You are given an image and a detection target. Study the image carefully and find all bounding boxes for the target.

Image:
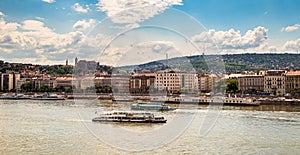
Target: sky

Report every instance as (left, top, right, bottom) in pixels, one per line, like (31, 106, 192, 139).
(0, 0, 300, 66)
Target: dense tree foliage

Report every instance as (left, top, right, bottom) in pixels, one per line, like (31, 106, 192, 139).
(226, 79, 239, 94)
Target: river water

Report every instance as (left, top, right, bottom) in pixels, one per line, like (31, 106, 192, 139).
(0, 99, 299, 154)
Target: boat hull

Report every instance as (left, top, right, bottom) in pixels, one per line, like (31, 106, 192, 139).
(131, 103, 175, 111)
(30, 98, 65, 100)
(0, 97, 30, 100)
(151, 98, 259, 106)
(92, 118, 167, 123)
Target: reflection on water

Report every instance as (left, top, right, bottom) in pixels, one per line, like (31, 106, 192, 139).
(0, 99, 299, 154)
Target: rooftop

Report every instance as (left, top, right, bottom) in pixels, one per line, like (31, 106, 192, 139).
(286, 71, 300, 76)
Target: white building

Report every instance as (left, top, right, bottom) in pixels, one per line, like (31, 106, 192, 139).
(0, 72, 20, 91)
(264, 70, 286, 95)
(155, 69, 198, 94)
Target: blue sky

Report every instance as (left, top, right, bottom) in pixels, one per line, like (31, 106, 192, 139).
(0, 0, 299, 65)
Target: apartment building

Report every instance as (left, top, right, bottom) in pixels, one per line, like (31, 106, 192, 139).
(155, 69, 198, 94)
(264, 70, 286, 95)
(198, 74, 218, 93)
(130, 73, 155, 94)
(111, 74, 130, 94)
(286, 70, 300, 94)
(32, 77, 57, 90)
(56, 76, 73, 89)
(0, 72, 20, 91)
(238, 75, 264, 93)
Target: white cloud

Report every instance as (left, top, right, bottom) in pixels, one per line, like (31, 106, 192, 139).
(96, 0, 183, 24)
(192, 26, 268, 51)
(35, 16, 45, 21)
(283, 38, 300, 52)
(281, 24, 300, 32)
(22, 20, 52, 32)
(73, 19, 96, 31)
(100, 40, 181, 66)
(72, 3, 90, 13)
(0, 18, 87, 64)
(135, 41, 176, 54)
(41, 0, 55, 3)
(0, 11, 4, 17)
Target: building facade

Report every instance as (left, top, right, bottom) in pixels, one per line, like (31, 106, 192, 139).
(55, 76, 73, 89)
(264, 70, 286, 95)
(155, 70, 181, 94)
(238, 75, 264, 93)
(130, 73, 155, 94)
(32, 77, 57, 90)
(111, 74, 130, 94)
(0, 72, 20, 91)
(286, 70, 300, 94)
(155, 69, 198, 94)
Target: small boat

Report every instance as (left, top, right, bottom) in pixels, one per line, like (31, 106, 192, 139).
(112, 96, 134, 102)
(30, 93, 65, 100)
(0, 93, 30, 100)
(92, 111, 167, 123)
(131, 103, 175, 111)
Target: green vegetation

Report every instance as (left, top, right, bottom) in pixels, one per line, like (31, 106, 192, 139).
(20, 82, 33, 92)
(123, 53, 300, 72)
(226, 79, 239, 94)
(46, 65, 73, 75)
(20, 83, 73, 93)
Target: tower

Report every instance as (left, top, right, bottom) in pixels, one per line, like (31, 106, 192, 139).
(66, 59, 68, 66)
(166, 53, 168, 69)
(75, 57, 78, 66)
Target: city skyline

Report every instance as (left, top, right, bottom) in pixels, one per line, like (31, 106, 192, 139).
(0, 0, 300, 65)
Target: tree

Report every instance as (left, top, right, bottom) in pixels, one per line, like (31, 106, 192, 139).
(226, 79, 239, 94)
(55, 86, 65, 92)
(21, 82, 33, 92)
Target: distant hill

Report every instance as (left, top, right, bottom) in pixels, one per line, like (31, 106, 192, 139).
(118, 53, 300, 73)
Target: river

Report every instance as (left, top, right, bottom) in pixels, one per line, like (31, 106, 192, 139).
(0, 99, 299, 154)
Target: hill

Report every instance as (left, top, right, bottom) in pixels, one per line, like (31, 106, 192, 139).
(118, 53, 300, 72)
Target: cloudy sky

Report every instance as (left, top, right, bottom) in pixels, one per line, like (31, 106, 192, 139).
(0, 0, 300, 66)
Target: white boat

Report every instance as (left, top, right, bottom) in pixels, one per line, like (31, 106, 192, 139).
(30, 93, 65, 100)
(151, 96, 259, 106)
(92, 111, 167, 123)
(131, 103, 175, 111)
(0, 93, 30, 100)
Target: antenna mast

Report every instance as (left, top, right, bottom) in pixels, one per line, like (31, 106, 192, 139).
(166, 53, 168, 69)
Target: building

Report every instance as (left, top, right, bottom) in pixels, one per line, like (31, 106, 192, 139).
(55, 76, 73, 89)
(74, 58, 98, 75)
(238, 75, 264, 93)
(32, 77, 57, 90)
(177, 72, 198, 94)
(264, 70, 286, 95)
(130, 73, 155, 94)
(155, 69, 198, 94)
(155, 69, 181, 94)
(286, 70, 300, 94)
(80, 76, 95, 90)
(198, 73, 219, 93)
(16, 78, 31, 91)
(94, 75, 112, 88)
(0, 72, 20, 91)
(111, 74, 130, 94)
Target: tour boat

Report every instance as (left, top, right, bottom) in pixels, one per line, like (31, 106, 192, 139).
(92, 111, 167, 123)
(0, 93, 30, 100)
(30, 93, 65, 100)
(131, 103, 175, 111)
